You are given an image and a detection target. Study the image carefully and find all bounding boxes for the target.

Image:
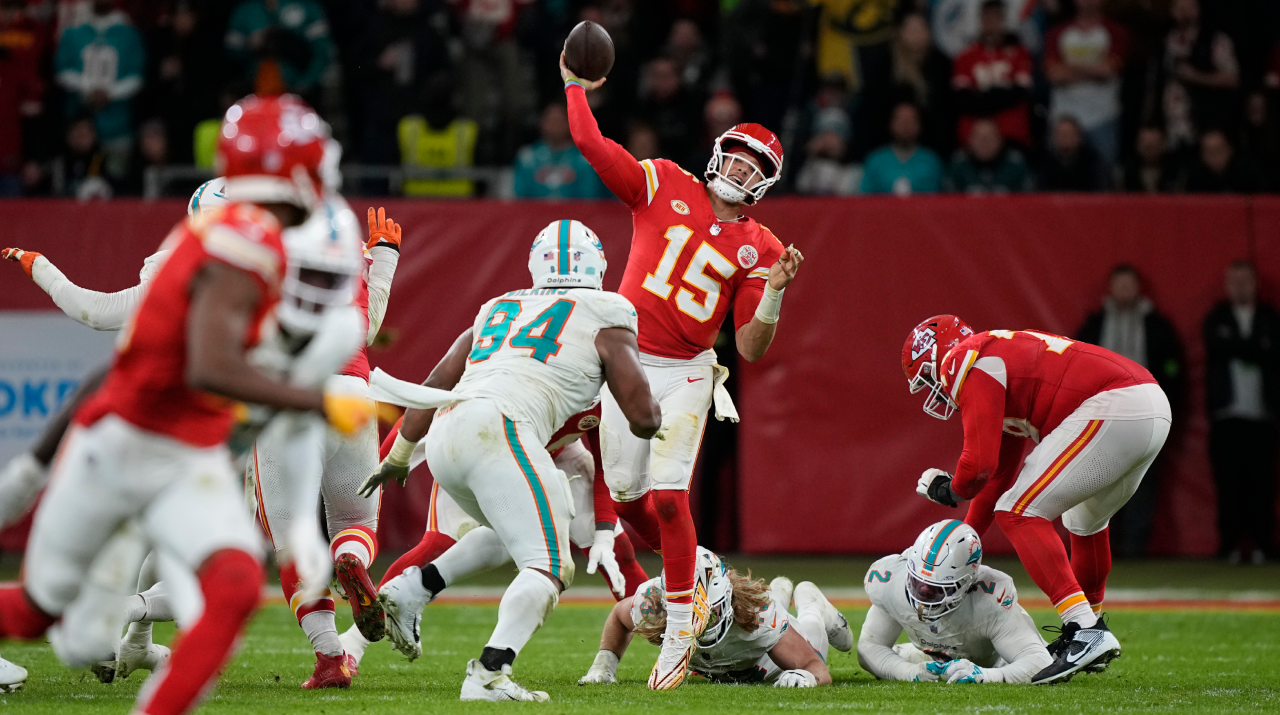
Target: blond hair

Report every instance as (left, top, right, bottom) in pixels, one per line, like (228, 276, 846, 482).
(634, 568, 773, 647)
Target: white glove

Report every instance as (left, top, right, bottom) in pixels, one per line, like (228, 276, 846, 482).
(579, 649, 619, 684)
(917, 468, 960, 508)
(0, 453, 49, 527)
(943, 659, 986, 684)
(774, 669, 818, 688)
(586, 527, 624, 598)
(286, 523, 333, 603)
(910, 662, 941, 682)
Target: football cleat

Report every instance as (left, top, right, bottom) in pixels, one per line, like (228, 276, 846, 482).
(1032, 617, 1121, 685)
(94, 641, 171, 683)
(345, 653, 360, 679)
(460, 659, 549, 702)
(301, 651, 352, 690)
(647, 627, 694, 690)
(0, 655, 28, 693)
(378, 566, 433, 661)
(335, 553, 386, 642)
(768, 577, 794, 612)
(794, 581, 853, 653)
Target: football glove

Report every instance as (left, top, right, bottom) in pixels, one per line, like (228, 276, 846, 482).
(579, 650, 619, 684)
(917, 468, 961, 508)
(366, 207, 401, 251)
(909, 661, 940, 682)
(586, 526, 625, 598)
(2, 247, 42, 278)
(943, 659, 986, 684)
(359, 458, 409, 498)
(774, 669, 818, 688)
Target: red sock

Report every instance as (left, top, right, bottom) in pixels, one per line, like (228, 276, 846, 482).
(377, 531, 456, 590)
(612, 530, 648, 599)
(995, 511, 1088, 618)
(614, 492, 663, 550)
(0, 586, 56, 640)
(135, 549, 263, 715)
(652, 490, 696, 604)
(1070, 527, 1112, 610)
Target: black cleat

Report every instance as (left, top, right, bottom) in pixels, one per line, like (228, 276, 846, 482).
(1032, 617, 1121, 685)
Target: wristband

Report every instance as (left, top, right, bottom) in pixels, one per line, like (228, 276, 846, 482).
(564, 78, 585, 91)
(386, 433, 418, 468)
(754, 285, 784, 325)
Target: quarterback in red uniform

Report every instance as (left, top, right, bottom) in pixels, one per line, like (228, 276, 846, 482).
(0, 95, 375, 715)
(903, 315, 1171, 684)
(560, 54, 804, 689)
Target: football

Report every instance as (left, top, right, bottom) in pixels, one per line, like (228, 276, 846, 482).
(564, 20, 615, 82)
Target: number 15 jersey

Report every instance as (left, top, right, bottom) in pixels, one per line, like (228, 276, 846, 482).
(455, 287, 638, 445)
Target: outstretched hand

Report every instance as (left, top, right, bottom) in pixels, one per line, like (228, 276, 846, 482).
(560, 51, 606, 91)
(2, 247, 42, 278)
(767, 244, 804, 291)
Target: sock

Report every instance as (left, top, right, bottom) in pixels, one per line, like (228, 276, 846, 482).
(279, 562, 340, 655)
(330, 526, 378, 567)
(612, 531, 648, 600)
(123, 621, 153, 648)
(433, 527, 511, 586)
(420, 564, 447, 595)
(132, 583, 173, 623)
(1070, 528, 1111, 613)
(652, 490, 696, 608)
(613, 493, 663, 550)
(377, 531, 456, 590)
(134, 549, 262, 715)
(995, 511, 1095, 627)
(480, 646, 516, 672)
(0, 586, 56, 640)
(485, 569, 559, 656)
(339, 625, 370, 664)
(665, 601, 693, 638)
(124, 594, 148, 623)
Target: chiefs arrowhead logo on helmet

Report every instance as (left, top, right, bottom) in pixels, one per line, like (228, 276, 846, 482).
(910, 326, 937, 362)
(902, 315, 973, 421)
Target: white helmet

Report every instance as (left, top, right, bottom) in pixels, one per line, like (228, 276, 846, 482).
(187, 178, 230, 217)
(528, 219, 607, 290)
(278, 197, 365, 335)
(660, 546, 729, 642)
(904, 519, 982, 621)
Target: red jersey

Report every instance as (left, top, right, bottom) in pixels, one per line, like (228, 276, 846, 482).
(77, 204, 286, 447)
(939, 329, 1155, 498)
(546, 403, 601, 459)
(952, 39, 1033, 147)
(339, 252, 373, 380)
(566, 83, 785, 359)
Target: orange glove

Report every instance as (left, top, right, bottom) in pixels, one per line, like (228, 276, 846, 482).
(366, 207, 401, 251)
(324, 391, 376, 436)
(2, 248, 42, 278)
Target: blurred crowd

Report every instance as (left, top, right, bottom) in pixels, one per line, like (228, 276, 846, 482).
(2, 0, 1280, 199)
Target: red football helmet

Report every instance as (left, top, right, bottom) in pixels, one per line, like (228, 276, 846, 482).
(902, 315, 974, 420)
(216, 94, 329, 211)
(705, 123, 783, 205)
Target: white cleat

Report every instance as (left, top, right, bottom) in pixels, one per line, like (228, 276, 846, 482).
(769, 577, 795, 612)
(0, 453, 48, 527)
(647, 626, 694, 690)
(117, 642, 171, 679)
(338, 625, 371, 670)
(460, 659, 549, 702)
(0, 655, 28, 693)
(378, 566, 432, 661)
(795, 581, 853, 653)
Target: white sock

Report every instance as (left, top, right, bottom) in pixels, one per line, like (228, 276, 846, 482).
(485, 569, 559, 656)
(299, 610, 343, 656)
(332, 541, 372, 567)
(665, 601, 692, 637)
(339, 625, 370, 664)
(1059, 599, 1097, 628)
(135, 584, 172, 623)
(122, 621, 153, 648)
(435, 527, 511, 586)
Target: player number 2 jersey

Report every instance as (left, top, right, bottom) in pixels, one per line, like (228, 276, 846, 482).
(453, 287, 637, 445)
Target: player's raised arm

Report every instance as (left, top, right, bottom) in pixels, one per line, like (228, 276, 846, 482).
(365, 206, 401, 344)
(596, 327, 662, 438)
(560, 53, 649, 209)
(733, 244, 804, 362)
(4, 247, 148, 331)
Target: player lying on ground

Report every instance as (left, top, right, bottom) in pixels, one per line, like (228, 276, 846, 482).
(363, 219, 662, 701)
(903, 316, 1172, 684)
(561, 51, 804, 690)
(580, 546, 850, 687)
(0, 95, 377, 715)
(345, 403, 648, 665)
(858, 519, 1052, 684)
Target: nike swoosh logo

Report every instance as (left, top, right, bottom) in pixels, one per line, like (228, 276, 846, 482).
(1065, 633, 1104, 663)
(688, 377, 704, 383)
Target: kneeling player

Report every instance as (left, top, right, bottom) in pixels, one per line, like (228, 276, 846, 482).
(579, 547, 850, 687)
(858, 520, 1051, 684)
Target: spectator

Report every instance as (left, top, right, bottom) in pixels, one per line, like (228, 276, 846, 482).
(0, 0, 44, 195)
(625, 121, 661, 162)
(51, 114, 114, 200)
(951, 0, 1033, 150)
(703, 92, 743, 146)
(512, 102, 608, 200)
(55, 0, 145, 180)
(352, 0, 452, 165)
(888, 12, 955, 157)
(795, 106, 857, 196)
(1203, 261, 1280, 564)
(1186, 129, 1262, 194)
(946, 118, 1031, 193)
(1038, 116, 1106, 191)
(664, 19, 712, 97)
(860, 102, 944, 195)
(720, 0, 807, 134)
(637, 56, 702, 171)
(454, 0, 536, 164)
(1119, 124, 1186, 193)
(1077, 264, 1184, 557)
(398, 75, 479, 197)
(139, 3, 221, 165)
(1160, 0, 1239, 151)
(122, 117, 169, 195)
(1044, 0, 1129, 167)
(225, 0, 334, 103)
(1239, 91, 1280, 192)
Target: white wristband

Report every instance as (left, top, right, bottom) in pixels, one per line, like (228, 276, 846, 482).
(386, 433, 418, 468)
(754, 285, 784, 325)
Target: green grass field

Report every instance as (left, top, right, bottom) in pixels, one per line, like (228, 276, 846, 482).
(3, 555, 1280, 714)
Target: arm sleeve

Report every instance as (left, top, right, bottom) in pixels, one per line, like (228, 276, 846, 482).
(564, 82, 648, 210)
(982, 607, 1053, 684)
(366, 245, 399, 345)
(855, 605, 920, 681)
(586, 429, 618, 526)
(30, 256, 146, 331)
(950, 371, 1007, 499)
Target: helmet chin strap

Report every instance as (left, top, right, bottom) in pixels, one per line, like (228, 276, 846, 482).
(709, 176, 748, 204)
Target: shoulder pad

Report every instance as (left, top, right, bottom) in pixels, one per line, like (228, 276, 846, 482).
(864, 554, 903, 604)
(970, 566, 1018, 611)
(585, 290, 638, 333)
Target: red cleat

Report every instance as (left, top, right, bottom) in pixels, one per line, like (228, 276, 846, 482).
(335, 553, 386, 642)
(301, 652, 351, 690)
(345, 653, 359, 678)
